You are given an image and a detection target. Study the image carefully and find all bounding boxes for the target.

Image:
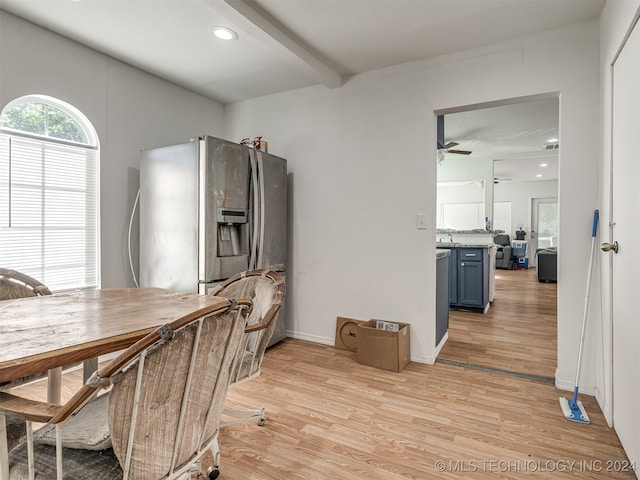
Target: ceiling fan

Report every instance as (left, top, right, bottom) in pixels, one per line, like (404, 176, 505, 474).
(493, 177, 512, 184)
(437, 115, 473, 156)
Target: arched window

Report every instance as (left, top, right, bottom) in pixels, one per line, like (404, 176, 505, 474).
(0, 95, 99, 291)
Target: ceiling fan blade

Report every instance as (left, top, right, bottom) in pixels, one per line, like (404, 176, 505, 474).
(443, 141, 459, 149)
(448, 149, 472, 155)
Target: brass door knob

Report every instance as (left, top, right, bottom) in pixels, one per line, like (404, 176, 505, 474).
(601, 241, 619, 253)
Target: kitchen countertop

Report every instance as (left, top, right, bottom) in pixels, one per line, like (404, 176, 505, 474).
(436, 243, 495, 249)
(436, 229, 505, 234)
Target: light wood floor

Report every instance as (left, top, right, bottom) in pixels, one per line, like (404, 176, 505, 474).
(218, 340, 634, 479)
(439, 267, 558, 379)
(12, 273, 636, 479)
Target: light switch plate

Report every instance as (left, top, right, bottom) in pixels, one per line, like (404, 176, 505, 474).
(416, 213, 428, 230)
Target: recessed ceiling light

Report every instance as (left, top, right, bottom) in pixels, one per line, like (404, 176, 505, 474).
(548, 138, 559, 143)
(539, 163, 548, 167)
(536, 174, 543, 178)
(211, 26, 238, 41)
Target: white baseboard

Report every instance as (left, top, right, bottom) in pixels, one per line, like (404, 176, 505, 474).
(286, 330, 334, 346)
(555, 377, 596, 396)
(433, 332, 449, 361)
(594, 386, 613, 427)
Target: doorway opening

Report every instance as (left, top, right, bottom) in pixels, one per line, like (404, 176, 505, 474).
(531, 197, 558, 267)
(435, 94, 560, 379)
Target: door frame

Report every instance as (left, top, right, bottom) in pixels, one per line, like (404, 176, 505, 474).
(605, 5, 640, 437)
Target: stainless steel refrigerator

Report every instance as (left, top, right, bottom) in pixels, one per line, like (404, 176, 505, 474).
(139, 135, 288, 345)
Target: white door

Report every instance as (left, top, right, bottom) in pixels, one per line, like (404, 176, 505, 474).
(531, 198, 558, 267)
(611, 17, 640, 472)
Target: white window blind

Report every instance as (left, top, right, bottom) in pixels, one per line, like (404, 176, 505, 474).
(0, 133, 98, 291)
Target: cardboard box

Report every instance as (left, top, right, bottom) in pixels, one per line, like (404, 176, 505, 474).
(356, 320, 410, 372)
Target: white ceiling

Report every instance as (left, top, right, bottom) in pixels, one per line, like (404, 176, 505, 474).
(442, 96, 560, 183)
(0, 0, 601, 181)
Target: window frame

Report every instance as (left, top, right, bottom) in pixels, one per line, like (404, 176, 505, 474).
(0, 95, 100, 292)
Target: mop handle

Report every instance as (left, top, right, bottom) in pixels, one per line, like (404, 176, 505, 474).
(573, 209, 599, 395)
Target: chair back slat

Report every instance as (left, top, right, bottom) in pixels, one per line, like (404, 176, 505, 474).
(169, 315, 204, 475)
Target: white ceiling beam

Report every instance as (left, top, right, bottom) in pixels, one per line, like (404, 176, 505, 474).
(203, 0, 342, 89)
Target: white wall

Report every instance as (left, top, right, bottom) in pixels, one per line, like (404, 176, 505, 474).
(225, 81, 437, 362)
(224, 21, 601, 375)
(0, 12, 226, 288)
(598, 0, 640, 425)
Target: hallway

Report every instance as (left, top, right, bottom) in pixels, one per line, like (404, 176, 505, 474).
(439, 267, 557, 380)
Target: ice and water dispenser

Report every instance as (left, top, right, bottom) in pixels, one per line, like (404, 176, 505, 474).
(215, 208, 249, 258)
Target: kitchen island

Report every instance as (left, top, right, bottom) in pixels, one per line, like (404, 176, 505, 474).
(436, 243, 494, 313)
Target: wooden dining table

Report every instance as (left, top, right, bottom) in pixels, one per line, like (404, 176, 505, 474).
(0, 287, 231, 479)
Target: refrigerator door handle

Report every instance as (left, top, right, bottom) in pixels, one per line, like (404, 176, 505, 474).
(256, 150, 266, 268)
(249, 148, 260, 270)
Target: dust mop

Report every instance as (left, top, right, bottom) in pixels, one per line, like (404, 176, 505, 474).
(559, 209, 598, 424)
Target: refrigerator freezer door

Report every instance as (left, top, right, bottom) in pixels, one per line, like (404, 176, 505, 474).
(201, 136, 251, 282)
(256, 150, 287, 271)
(140, 141, 199, 292)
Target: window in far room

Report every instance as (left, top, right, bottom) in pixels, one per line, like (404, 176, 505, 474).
(0, 95, 99, 291)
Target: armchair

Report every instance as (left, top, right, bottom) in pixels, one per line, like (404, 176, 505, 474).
(0, 298, 250, 479)
(494, 234, 513, 269)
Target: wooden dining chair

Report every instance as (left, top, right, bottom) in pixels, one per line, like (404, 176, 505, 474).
(0, 298, 251, 480)
(0, 268, 53, 451)
(207, 269, 285, 477)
